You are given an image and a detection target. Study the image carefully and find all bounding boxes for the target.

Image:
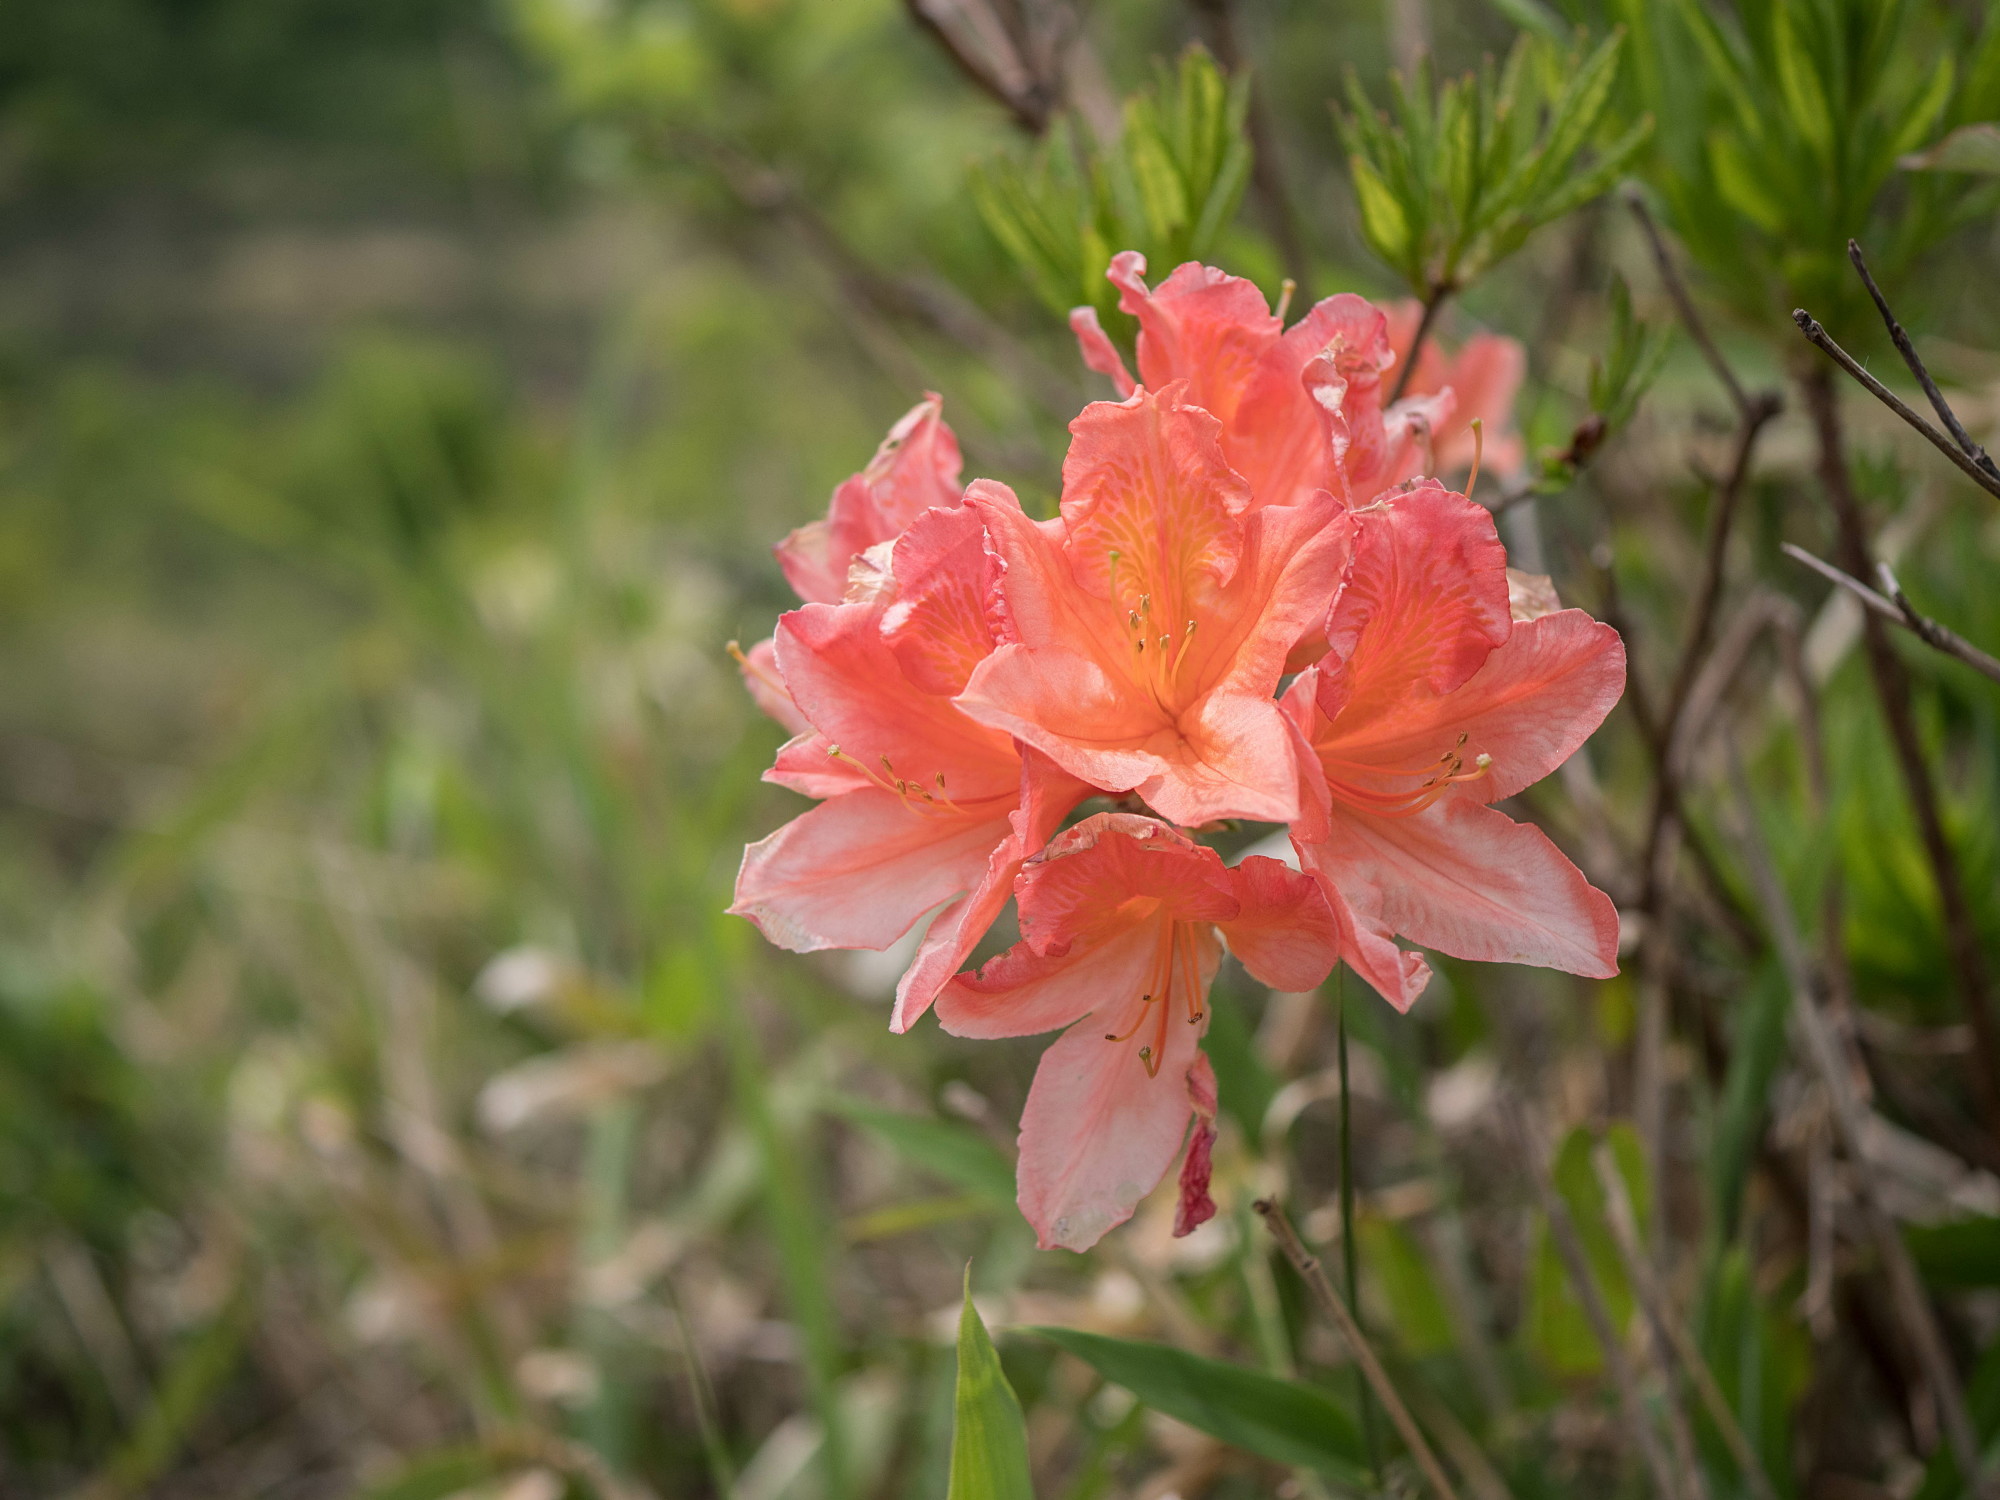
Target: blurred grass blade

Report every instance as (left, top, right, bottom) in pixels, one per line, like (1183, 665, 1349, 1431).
(1031, 1327, 1367, 1479)
(1905, 1217, 2000, 1289)
(361, 1448, 509, 1500)
(947, 1272, 1033, 1500)
(825, 1097, 1016, 1204)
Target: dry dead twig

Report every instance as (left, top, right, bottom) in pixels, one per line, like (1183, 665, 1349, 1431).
(1500, 1100, 1687, 1500)
(1780, 543, 2000, 684)
(1724, 751, 1991, 1497)
(1254, 1199, 1464, 1500)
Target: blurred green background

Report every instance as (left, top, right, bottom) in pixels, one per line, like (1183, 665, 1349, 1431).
(4, 1, 2000, 1497)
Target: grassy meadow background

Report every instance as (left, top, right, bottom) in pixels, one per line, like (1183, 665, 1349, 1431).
(4, 1, 2000, 1496)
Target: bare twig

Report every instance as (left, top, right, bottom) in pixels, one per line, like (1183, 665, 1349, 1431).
(1780, 543, 2000, 684)
(1801, 364, 2000, 1131)
(1792, 310, 2000, 502)
(1847, 240, 2000, 485)
(1627, 192, 1751, 421)
(1500, 1101, 1685, 1500)
(1723, 750, 1991, 1496)
(1591, 1144, 1781, 1500)
(1187, 0, 1314, 301)
(1638, 393, 1783, 911)
(1253, 1199, 1463, 1500)
(1389, 285, 1452, 405)
(901, 0, 1065, 134)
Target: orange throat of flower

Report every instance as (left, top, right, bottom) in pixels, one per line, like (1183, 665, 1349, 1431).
(1104, 918, 1207, 1078)
(1317, 731, 1492, 818)
(1108, 550, 1199, 711)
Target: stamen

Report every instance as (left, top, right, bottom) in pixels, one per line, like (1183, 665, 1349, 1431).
(823, 744, 964, 814)
(1180, 924, 1204, 1023)
(1319, 734, 1494, 818)
(1169, 619, 1198, 677)
(1104, 994, 1158, 1043)
(727, 640, 787, 699)
(1466, 418, 1485, 499)
(1275, 277, 1297, 324)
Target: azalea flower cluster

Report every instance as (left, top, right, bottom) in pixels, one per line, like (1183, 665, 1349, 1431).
(731, 253, 1625, 1252)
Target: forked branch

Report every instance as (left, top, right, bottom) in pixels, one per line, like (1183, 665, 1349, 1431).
(1781, 544, 2000, 684)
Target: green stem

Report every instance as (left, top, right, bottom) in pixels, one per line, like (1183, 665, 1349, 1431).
(1337, 968, 1382, 1480)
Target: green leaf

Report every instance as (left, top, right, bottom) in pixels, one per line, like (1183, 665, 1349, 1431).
(1901, 121, 2000, 174)
(1905, 1216, 2000, 1288)
(949, 1273, 1034, 1500)
(1358, 1216, 1455, 1357)
(361, 1448, 508, 1500)
(1031, 1327, 1367, 1479)
(826, 1097, 1016, 1204)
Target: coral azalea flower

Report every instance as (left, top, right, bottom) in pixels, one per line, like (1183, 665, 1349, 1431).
(733, 500, 1087, 1030)
(1285, 482, 1625, 1010)
(1384, 302, 1527, 478)
(1070, 252, 1448, 507)
(957, 385, 1348, 827)
(737, 395, 964, 728)
(937, 813, 1339, 1251)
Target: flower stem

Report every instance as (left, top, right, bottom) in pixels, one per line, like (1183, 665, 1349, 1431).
(1336, 968, 1381, 1480)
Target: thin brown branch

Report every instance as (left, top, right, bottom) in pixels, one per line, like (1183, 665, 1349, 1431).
(1187, 0, 1314, 301)
(1780, 543, 2000, 685)
(1792, 310, 2000, 502)
(1591, 1143, 1781, 1500)
(1627, 192, 1751, 421)
(902, 0, 1059, 134)
(1722, 750, 1991, 1496)
(1847, 240, 2000, 486)
(1801, 364, 2000, 1132)
(1389, 285, 1451, 405)
(1638, 393, 1783, 913)
(1253, 1199, 1463, 1500)
(1500, 1100, 1686, 1500)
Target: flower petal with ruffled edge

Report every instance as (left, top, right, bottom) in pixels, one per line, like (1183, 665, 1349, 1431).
(936, 815, 1338, 1250)
(1287, 484, 1623, 1010)
(1385, 302, 1527, 478)
(957, 390, 1350, 826)
(775, 394, 963, 604)
(1071, 253, 1456, 508)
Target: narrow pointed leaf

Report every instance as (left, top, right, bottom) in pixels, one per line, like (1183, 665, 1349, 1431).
(1031, 1327, 1367, 1479)
(948, 1276, 1034, 1500)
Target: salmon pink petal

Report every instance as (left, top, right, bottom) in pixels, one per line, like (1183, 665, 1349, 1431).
(1012, 927, 1220, 1251)
(1293, 835, 1435, 1011)
(1326, 610, 1626, 804)
(961, 442, 1349, 827)
(1316, 797, 1620, 986)
(775, 394, 963, 603)
(730, 789, 1012, 953)
(890, 748, 1088, 1033)
(737, 636, 809, 735)
(765, 731, 873, 799)
(1174, 1053, 1219, 1238)
(880, 501, 998, 697)
(1011, 813, 1238, 955)
(1435, 332, 1526, 475)
(1070, 306, 1136, 397)
(1385, 304, 1526, 477)
(935, 919, 1164, 1040)
(775, 599, 1018, 802)
(1058, 386, 1249, 602)
(1218, 855, 1341, 992)
(1114, 256, 1281, 430)
(1318, 483, 1510, 725)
